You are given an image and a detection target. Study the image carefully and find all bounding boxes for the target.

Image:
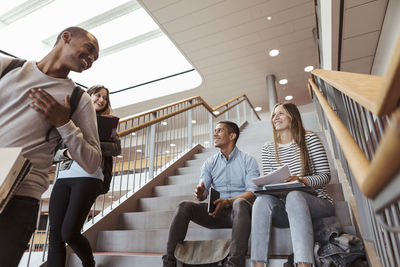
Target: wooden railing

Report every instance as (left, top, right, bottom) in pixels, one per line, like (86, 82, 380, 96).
(308, 78, 399, 198)
(309, 36, 400, 198)
(118, 94, 260, 137)
(308, 37, 400, 267)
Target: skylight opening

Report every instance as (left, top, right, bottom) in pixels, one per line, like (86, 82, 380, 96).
(0, 0, 201, 110)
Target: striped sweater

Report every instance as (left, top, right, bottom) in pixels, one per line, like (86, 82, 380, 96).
(261, 132, 333, 204)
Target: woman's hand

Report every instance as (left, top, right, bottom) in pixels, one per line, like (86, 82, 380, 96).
(284, 175, 309, 185)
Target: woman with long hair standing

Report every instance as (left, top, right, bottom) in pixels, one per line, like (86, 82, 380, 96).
(251, 102, 334, 267)
(48, 85, 121, 267)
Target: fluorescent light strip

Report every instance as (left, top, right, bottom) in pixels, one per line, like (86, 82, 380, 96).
(100, 29, 163, 57)
(0, 0, 55, 25)
(41, 0, 141, 46)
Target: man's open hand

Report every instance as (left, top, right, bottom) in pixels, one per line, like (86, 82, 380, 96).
(194, 181, 206, 201)
(29, 88, 71, 127)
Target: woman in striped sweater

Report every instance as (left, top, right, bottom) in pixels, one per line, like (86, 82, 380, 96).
(251, 102, 334, 267)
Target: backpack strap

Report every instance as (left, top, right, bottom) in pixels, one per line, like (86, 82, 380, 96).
(0, 58, 27, 79)
(45, 86, 85, 142)
(69, 86, 85, 116)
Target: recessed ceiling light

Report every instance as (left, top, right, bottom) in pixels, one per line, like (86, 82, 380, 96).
(161, 121, 168, 126)
(170, 143, 176, 147)
(136, 149, 142, 152)
(304, 66, 314, 72)
(165, 150, 170, 153)
(279, 79, 288, 85)
(213, 111, 220, 115)
(285, 95, 293, 101)
(267, 16, 272, 21)
(117, 155, 123, 158)
(254, 107, 262, 111)
(131, 132, 136, 136)
(192, 120, 196, 124)
(269, 49, 279, 57)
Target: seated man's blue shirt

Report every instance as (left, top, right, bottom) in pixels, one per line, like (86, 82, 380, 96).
(200, 146, 260, 199)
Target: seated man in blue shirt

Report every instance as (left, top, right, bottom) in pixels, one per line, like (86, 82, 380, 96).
(162, 121, 260, 267)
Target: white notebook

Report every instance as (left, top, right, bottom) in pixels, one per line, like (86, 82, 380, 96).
(0, 147, 31, 213)
(252, 165, 291, 187)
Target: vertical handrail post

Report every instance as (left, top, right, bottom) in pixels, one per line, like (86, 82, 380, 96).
(236, 104, 240, 125)
(209, 113, 214, 145)
(188, 104, 193, 149)
(148, 112, 156, 179)
(242, 101, 247, 123)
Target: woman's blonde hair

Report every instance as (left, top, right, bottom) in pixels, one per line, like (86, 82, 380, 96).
(271, 102, 311, 176)
(86, 85, 111, 115)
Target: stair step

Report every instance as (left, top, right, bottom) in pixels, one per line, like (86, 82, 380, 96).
(330, 170, 339, 184)
(96, 228, 232, 252)
(119, 210, 202, 230)
(69, 252, 163, 267)
(184, 159, 207, 168)
(68, 253, 287, 267)
(153, 183, 197, 197)
(326, 183, 344, 201)
(122, 197, 349, 230)
(96, 227, 292, 255)
(176, 166, 200, 175)
(335, 201, 352, 226)
(137, 195, 196, 212)
(166, 174, 200, 185)
(153, 182, 344, 201)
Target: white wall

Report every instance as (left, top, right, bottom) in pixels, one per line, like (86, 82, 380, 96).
(371, 0, 400, 75)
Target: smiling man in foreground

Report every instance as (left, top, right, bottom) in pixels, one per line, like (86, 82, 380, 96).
(0, 26, 102, 266)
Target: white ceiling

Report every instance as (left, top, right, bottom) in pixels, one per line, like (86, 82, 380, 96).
(115, 0, 388, 120)
(0, 0, 389, 120)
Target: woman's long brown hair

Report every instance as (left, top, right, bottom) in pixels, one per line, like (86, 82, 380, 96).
(271, 102, 312, 176)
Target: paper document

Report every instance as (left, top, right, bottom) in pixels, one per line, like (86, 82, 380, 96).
(252, 165, 290, 186)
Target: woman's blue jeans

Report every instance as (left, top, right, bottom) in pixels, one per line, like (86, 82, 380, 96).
(251, 191, 334, 265)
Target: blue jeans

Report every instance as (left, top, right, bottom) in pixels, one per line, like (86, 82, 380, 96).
(251, 191, 334, 265)
(0, 196, 40, 267)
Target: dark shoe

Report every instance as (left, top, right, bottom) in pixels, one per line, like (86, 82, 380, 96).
(283, 254, 294, 267)
(162, 254, 176, 267)
(83, 259, 96, 267)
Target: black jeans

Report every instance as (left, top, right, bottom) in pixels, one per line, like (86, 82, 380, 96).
(0, 195, 39, 267)
(164, 198, 252, 267)
(48, 178, 102, 267)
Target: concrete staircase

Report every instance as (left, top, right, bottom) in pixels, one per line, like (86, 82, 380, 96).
(69, 115, 354, 267)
